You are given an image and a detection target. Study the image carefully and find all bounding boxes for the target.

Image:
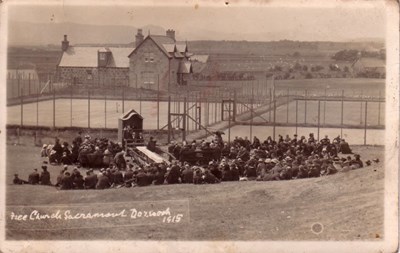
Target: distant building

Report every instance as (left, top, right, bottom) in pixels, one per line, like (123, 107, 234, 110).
(128, 29, 193, 90)
(56, 35, 132, 86)
(351, 57, 385, 78)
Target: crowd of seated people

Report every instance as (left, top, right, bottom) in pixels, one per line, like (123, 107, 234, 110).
(15, 132, 377, 190)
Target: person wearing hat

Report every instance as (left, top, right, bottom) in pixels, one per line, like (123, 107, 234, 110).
(84, 170, 98, 189)
(350, 154, 363, 169)
(296, 165, 308, 179)
(339, 139, 352, 154)
(28, 168, 40, 185)
(244, 163, 257, 180)
(112, 168, 124, 187)
(308, 164, 320, 178)
(114, 150, 126, 170)
(13, 174, 28, 185)
(221, 164, 233, 181)
(192, 167, 203, 184)
(96, 171, 111, 189)
(256, 159, 266, 178)
(165, 161, 181, 184)
(60, 171, 74, 190)
(40, 166, 52, 185)
(41, 144, 49, 157)
(147, 136, 157, 152)
(152, 166, 166, 185)
(181, 164, 194, 183)
(123, 166, 135, 186)
(136, 167, 150, 187)
(51, 138, 63, 164)
(340, 160, 351, 172)
(203, 169, 220, 184)
(291, 134, 298, 144)
(54, 166, 68, 187)
(73, 171, 84, 189)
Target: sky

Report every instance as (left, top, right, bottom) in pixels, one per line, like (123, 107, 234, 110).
(7, 0, 387, 42)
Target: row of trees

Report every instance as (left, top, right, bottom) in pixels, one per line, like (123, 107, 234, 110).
(332, 49, 385, 61)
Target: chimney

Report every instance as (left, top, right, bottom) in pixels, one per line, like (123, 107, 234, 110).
(135, 29, 144, 47)
(61, 35, 69, 52)
(166, 29, 175, 41)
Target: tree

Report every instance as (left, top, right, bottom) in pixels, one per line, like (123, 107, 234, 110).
(332, 49, 359, 62)
(294, 62, 302, 71)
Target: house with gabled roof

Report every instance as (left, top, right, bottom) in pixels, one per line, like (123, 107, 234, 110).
(56, 35, 132, 86)
(56, 29, 201, 89)
(128, 29, 193, 90)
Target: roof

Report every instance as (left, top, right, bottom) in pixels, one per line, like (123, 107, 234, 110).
(352, 57, 385, 69)
(175, 43, 187, 53)
(150, 35, 175, 45)
(178, 60, 192, 74)
(174, 51, 184, 58)
(162, 44, 176, 53)
(120, 109, 143, 120)
(58, 46, 133, 68)
(190, 54, 209, 63)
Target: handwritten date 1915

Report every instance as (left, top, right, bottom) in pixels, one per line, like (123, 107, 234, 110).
(162, 214, 183, 223)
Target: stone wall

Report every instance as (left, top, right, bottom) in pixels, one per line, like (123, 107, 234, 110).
(129, 39, 176, 91)
(58, 67, 129, 86)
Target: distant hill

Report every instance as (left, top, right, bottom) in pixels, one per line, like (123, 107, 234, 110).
(187, 40, 384, 56)
(8, 21, 164, 46)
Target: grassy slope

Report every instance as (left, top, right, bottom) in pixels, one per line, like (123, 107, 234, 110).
(6, 145, 384, 240)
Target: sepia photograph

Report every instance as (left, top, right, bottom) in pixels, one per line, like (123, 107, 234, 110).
(0, 0, 398, 252)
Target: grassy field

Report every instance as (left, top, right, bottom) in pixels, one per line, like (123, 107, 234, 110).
(6, 144, 384, 240)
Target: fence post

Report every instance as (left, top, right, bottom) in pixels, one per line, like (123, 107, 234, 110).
(317, 100, 320, 141)
(269, 88, 272, 121)
(104, 93, 107, 129)
(28, 73, 31, 96)
(17, 72, 20, 97)
(304, 89, 308, 124)
(250, 83, 254, 140)
(122, 86, 125, 114)
(341, 89, 344, 138)
(156, 75, 161, 130)
(53, 84, 56, 128)
(88, 89, 91, 129)
(364, 101, 368, 145)
(20, 88, 23, 127)
(295, 99, 298, 135)
(167, 96, 171, 143)
(378, 90, 381, 126)
(323, 87, 327, 125)
(183, 97, 187, 142)
(70, 85, 73, 127)
(228, 99, 231, 144)
(36, 83, 39, 127)
(273, 100, 276, 141)
(286, 87, 289, 123)
(360, 89, 363, 125)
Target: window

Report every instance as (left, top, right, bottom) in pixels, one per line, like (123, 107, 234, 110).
(86, 69, 93, 80)
(144, 52, 155, 63)
(99, 53, 106, 60)
(141, 71, 155, 88)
